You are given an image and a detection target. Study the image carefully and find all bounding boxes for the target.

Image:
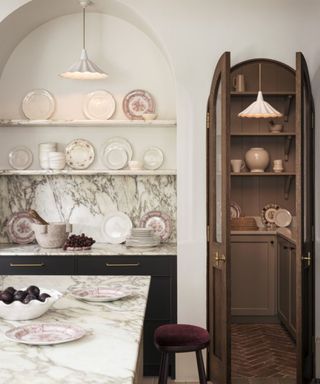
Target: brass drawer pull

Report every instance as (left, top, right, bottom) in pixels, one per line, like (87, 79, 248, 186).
(9, 263, 45, 267)
(105, 263, 140, 267)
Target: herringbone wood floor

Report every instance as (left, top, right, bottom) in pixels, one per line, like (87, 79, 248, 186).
(232, 324, 296, 379)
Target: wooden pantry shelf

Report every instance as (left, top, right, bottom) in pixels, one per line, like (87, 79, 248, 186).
(231, 172, 295, 176)
(230, 91, 296, 96)
(0, 119, 177, 128)
(0, 169, 177, 176)
(231, 132, 296, 137)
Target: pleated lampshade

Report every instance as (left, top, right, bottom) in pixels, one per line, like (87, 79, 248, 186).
(238, 91, 283, 118)
(238, 64, 283, 118)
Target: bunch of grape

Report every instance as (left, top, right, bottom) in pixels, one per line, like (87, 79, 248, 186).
(63, 233, 95, 250)
(0, 285, 51, 304)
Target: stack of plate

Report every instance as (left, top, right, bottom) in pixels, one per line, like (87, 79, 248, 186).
(126, 228, 160, 248)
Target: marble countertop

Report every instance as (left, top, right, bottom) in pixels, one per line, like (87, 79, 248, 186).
(231, 228, 296, 245)
(0, 242, 177, 256)
(0, 275, 150, 384)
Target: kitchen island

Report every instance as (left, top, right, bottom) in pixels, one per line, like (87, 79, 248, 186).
(0, 275, 150, 384)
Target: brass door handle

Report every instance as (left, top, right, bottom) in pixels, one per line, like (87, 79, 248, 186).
(9, 263, 45, 267)
(105, 263, 140, 267)
(302, 252, 311, 266)
(215, 252, 226, 262)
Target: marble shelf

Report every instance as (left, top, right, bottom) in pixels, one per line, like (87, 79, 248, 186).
(0, 169, 177, 176)
(0, 119, 176, 127)
(0, 275, 150, 384)
(0, 242, 177, 256)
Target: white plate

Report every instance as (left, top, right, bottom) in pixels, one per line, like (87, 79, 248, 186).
(83, 90, 116, 120)
(65, 139, 95, 169)
(230, 201, 241, 219)
(8, 146, 33, 170)
(101, 137, 133, 163)
(143, 147, 164, 170)
(102, 145, 128, 170)
(5, 323, 86, 345)
(69, 286, 131, 302)
(22, 89, 55, 120)
(274, 209, 292, 227)
(101, 212, 132, 244)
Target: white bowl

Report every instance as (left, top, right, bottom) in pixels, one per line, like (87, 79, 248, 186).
(142, 113, 157, 121)
(0, 288, 62, 320)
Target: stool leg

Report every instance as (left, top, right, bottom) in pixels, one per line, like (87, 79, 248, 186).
(158, 352, 169, 384)
(196, 350, 207, 384)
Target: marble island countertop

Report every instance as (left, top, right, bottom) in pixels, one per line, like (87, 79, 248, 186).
(0, 242, 177, 256)
(231, 227, 296, 245)
(0, 275, 150, 384)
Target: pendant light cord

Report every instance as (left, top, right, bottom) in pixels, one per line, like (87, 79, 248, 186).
(259, 63, 262, 91)
(82, 6, 86, 50)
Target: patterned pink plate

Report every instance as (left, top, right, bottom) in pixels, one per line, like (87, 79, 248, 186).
(6, 212, 35, 244)
(122, 89, 155, 120)
(5, 323, 86, 345)
(69, 286, 131, 302)
(139, 211, 172, 241)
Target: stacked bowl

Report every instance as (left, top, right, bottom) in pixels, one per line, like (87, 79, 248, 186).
(126, 228, 160, 247)
(48, 152, 66, 170)
(39, 143, 57, 169)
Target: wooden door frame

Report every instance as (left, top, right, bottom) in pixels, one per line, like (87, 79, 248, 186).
(207, 51, 231, 384)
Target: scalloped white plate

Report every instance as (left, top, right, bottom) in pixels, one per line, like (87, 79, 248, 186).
(101, 212, 132, 244)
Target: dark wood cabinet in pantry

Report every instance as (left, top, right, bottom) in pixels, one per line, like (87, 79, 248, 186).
(0, 254, 177, 377)
(278, 237, 296, 338)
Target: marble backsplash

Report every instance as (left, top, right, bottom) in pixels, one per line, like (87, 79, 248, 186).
(0, 175, 176, 243)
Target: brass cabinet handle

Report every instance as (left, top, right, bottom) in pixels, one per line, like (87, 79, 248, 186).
(105, 263, 140, 267)
(9, 263, 45, 267)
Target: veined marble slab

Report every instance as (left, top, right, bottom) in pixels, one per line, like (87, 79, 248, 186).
(0, 175, 176, 243)
(0, 242, 177, 256)
(0, 275, 150, 384)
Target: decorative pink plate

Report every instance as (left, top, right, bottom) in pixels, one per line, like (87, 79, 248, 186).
(139, 211, 172, 241)
(5, 323, 86, 345)
(69, 286, 131, 302)
(6, 212, 35, 244)
(122, 89, 155, 120)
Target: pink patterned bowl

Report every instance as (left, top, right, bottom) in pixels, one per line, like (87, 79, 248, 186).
(0, 288, 62, 321)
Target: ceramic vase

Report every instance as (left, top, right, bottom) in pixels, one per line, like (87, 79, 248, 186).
(245, 147, 270, 172)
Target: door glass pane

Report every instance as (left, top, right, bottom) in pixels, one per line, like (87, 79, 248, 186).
(216, 82, 222, 243)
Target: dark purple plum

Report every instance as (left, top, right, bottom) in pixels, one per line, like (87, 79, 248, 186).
(26, 285, 40, 297)
(14, 290, 27, 302)
(39, 293, 51, 302)
(0, 291, 13, 304)
(4, 287, 16, 295)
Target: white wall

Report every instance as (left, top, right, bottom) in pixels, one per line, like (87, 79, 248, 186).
(0, 12, 176, 169)
(1, 0, 320, 381)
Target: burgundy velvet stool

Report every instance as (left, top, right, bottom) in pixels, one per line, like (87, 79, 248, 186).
(154, 324, 210, 384)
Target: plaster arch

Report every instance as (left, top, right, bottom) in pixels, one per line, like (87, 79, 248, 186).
(0, 0, 175, 80)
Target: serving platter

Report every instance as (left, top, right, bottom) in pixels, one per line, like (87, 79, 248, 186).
(139, 211, 172, 241)
(143, 147, 164, 170)
(101, 212, 132, 244)
(8, 146, 33, 170)
(274, 208, 292, 227)
(69, 286, 131, 302)
(83, 90, 116, 120)
(65, 139, 95, 169)
(22, 89, 55, 120)
(6, 212, 35, 244)
(5, 323, 86, 345)
(122, 89, 155, 120)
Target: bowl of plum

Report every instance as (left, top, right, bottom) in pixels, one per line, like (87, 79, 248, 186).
(0, 285, 62, 321)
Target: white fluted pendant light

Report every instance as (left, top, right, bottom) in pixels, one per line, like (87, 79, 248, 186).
(60, 0, 107, 80)
(238, 64, 282, 118)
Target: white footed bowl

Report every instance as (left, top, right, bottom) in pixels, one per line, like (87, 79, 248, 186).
(0, 288, 62, 321)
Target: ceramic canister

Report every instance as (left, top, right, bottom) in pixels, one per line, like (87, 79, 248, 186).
(245, 147, 270, 172)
